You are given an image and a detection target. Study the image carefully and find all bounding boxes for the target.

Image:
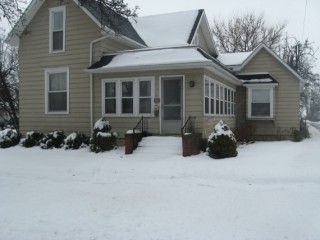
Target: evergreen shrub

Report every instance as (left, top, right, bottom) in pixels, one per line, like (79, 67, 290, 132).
(40, 131, 65, 149)
(65, 132, 89, 150)
(89, 118, 117, 153)
(20, 131, 44, 148)
(0, 129, 20, 148)
(207, 120, 238, 159)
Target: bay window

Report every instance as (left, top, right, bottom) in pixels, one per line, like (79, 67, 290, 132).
(204, 76, 235, 116)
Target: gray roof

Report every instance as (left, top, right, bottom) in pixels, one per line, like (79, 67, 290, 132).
(81, 2, 146, 46)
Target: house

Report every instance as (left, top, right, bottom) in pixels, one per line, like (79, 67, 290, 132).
(6, 0, 304, 140)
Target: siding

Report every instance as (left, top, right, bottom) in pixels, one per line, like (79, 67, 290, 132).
(239, 48, 300, 139)
(197, 27, 210, 53)
(19, 0, 134, 135)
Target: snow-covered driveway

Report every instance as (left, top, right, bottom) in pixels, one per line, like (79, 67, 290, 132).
(0, 126, 320, 240)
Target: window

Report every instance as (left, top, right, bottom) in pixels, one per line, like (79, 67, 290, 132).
(121, 81, 134, 114)
(104, 82, 116, 114)
(45, 68, 69, 114)
(248, 87, 274, 118)
(204, 76, 236, 116)
(139, 80, 152, 114)
(50, 6, 65, 53)
(102, 77, 154, 116)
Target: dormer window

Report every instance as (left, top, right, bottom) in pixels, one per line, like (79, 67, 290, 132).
(49, 6, 66, 53)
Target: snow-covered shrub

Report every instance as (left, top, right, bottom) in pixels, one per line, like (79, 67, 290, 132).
(89, 117, 117, 153)
(20, 131, 44, 148)
(207, 120, 238, 159)
(0, 129, 20, 148)
(40, 131, 65, 149)
(64, 132, 89, 150)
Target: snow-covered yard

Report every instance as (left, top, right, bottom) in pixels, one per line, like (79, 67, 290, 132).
(1, 125, 320, 240)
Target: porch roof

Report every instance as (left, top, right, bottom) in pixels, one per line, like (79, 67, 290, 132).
(88, 47, 212, 72)
(237, 73, 279, 85)
(86, 46, 242, 85)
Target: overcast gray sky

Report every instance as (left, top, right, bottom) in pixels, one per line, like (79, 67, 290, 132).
(129, 0, 320, 72)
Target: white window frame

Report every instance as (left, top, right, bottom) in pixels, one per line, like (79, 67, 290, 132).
(203, 76, 236, 117)
(49, 6, 66, 53)
(45, 67, 69, 114)
(101, 77, 155, 117)
(247, 85, 276, 119)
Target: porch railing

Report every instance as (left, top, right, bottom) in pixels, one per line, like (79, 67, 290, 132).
(181, 115, 193, 136)
(133, 116, 144, 135)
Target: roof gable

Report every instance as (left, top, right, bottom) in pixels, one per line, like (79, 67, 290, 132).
(240, 44, 305, 86)
(130, 9, 218, 56)
(130, 10, 200, 48)
(6, 0, 146, 47)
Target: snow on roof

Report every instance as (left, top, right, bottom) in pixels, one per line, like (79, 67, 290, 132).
(130, 10, 200, 47)
(89, 47, 212, 71)
(217, 52, 252, 66)
(240, 79, 274, 84)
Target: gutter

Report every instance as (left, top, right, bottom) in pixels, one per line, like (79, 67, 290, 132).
(89, 34, 111, 132)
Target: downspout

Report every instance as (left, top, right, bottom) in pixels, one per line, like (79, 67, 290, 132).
(89, 34, 111, 132)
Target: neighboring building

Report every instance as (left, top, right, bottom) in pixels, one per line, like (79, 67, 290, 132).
(6, 0, 304, 140)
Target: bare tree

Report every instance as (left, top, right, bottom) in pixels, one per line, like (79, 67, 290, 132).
(0, 32, 19, 131)
(212, 12, 286, 53)
(77, 0, 138, 35)
(0, 0, 26, 27)
(280, 36, 320, 119)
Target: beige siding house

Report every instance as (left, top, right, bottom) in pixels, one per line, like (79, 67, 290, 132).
(6, 0, 304, 140)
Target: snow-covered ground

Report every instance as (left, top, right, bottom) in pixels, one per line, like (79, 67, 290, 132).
(1, 125, 320, 240)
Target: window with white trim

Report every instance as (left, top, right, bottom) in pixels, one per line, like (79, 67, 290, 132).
(248, 87, 274, 118)
(45, 68, 69, 114)
(49, 6, 65, 53)
(204, 76, 236, 116)
(102, 77, 154, 116)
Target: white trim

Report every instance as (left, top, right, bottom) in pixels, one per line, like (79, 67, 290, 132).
(44, 67, 69, 114)
(49, 6, 66, 53)
(203, 75, 236, 117)
(247, 85, 275, 119)
(101, 77, 155, 117)
(159, 75, 185, 135)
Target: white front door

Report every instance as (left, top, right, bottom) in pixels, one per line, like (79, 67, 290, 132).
(161, 76, 183, 134)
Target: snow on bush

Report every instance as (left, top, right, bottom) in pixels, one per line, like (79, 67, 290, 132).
(64, 132, 89, 150)
(0, 129, 20, 148)
(20, 131, 44, 148)
(40, 131, 65, 149)
(207, 120, 238, 159)
(90, 117, 117, 153)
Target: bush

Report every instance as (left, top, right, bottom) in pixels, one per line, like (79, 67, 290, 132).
(292, 129, 304, 142)
(233, 124, 256, 143)
(65, 132, 89, 150)
(207, 120, 238, 159)
(0, 129, 20, 148)
(89, 118, 117, 153)
(20, 131, 44, 148)
(40, 131, 65, 149)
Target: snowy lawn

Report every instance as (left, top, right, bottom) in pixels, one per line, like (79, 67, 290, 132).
(1, 125, 320, 240)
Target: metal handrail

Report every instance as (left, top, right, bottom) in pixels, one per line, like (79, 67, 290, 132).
(133, 116, 144, 134)
(181, 115, 192, 136)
